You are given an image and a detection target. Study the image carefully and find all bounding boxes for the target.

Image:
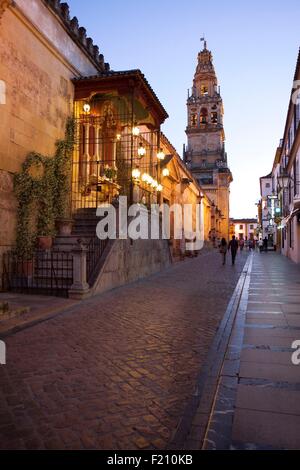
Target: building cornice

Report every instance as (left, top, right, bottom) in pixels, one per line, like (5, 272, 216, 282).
(0, 0, 14, 23)
(42, 0, 109, 73)
(279, 47, 300, 165)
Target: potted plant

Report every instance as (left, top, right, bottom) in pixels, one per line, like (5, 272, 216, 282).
(103, 165, 117, 181)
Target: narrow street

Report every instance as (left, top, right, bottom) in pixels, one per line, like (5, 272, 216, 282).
(0, 250, 247, 450)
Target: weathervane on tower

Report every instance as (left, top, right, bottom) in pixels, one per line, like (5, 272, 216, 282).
(200, 36, 207, 50)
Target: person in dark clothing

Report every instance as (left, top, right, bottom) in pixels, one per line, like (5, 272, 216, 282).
(263, 236, 268, 252)
(228, 235, 239, 265)
(219, 237, 228, 265)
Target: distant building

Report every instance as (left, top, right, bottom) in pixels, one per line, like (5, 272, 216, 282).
(230, 218, 258, 240)
(184, 40, 232, 240)
(275, 48, 300, 263)
(259, 172, 277, 246)
(258, 48, 300, 260)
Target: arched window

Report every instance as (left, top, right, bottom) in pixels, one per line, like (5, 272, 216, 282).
(201, 85, 208, 95)
(200, 107, 208, 124)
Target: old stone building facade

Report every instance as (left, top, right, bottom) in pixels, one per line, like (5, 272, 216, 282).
(259, 48, 300, 262)
(0, 0, 214, 296)
(184, 41, 232, 240)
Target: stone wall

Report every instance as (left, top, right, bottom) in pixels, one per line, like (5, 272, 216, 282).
(91, 239, 172, 296)
(0, 0, 105, 287)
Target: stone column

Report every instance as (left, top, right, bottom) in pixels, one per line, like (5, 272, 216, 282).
(82, 122, 90, 183)
(69, 241, 90, 299)
(112, 141, 117, 169)
(90, 125, 99, 177)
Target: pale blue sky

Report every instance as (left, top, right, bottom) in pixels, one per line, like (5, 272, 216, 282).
(68, 0, 300, 218)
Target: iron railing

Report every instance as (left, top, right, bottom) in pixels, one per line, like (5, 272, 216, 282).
(2, 250, 73, 298)
(86, 236, 109, 285)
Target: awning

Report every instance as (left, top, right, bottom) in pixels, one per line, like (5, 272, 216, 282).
(293, 198, 300, 210)
(291, 208, 300, 218)
(280, 208, 300, 227)
(280, 215, 290, 227)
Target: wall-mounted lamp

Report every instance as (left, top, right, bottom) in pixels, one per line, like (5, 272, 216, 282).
(138, 143, 146, 157)
(277, 170, 292, 190)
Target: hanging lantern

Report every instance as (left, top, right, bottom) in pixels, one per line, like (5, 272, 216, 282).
(157, 148, 165, 160)
(162, 168, 170, 177)
(132, 168, 141, 180)
(132, 126, 140, 136)
(138, 143, 146, 157)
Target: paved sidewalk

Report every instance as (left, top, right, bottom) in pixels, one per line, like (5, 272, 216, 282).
(0, 293, 77, 337)
(0, 249, 248, 450)
(203, 251, 300, 450)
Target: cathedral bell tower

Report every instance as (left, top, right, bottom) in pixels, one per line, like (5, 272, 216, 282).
(184, 40, 232, 240)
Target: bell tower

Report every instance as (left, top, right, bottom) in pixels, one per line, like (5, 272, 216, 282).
(184, 40, 232, 239)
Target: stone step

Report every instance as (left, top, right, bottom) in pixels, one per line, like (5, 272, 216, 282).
(53, 236, 92, 251)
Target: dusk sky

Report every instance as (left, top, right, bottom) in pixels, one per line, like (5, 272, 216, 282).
(68, 0, 300, 218)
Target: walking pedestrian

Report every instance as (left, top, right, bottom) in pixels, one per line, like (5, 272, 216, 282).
(263, 236, 268, 252)
(258, 238, 263, 252)
(239, 238, 245, 251)
(228, 235, 239, 265)
(219, 237, 228, 265)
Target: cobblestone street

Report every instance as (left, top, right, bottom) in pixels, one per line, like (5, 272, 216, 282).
(0, 250, 248, 450)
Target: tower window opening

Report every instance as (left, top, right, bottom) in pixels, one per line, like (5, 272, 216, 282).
(211, 112, 218, 123)
(201, 85, 208, 95)
(200, 107, 208, 124)
(190, 114, 197, 126)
